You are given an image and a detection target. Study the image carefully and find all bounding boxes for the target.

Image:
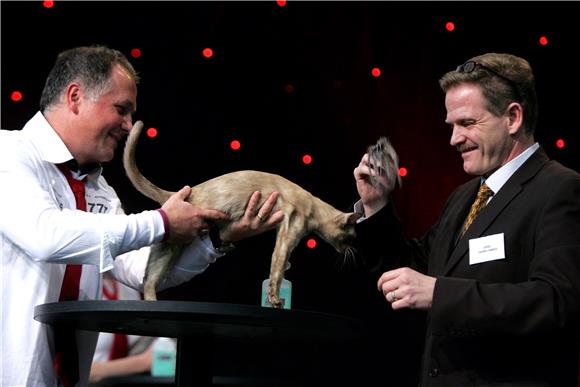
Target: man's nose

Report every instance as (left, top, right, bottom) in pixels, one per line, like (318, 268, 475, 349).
(449, 125, 464, 146)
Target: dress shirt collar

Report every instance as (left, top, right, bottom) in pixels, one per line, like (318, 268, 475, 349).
(483, 142, 540, 194)
(23, 111, 103, 183)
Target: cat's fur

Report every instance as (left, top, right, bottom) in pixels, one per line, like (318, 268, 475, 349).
(123, 121, 367, 308)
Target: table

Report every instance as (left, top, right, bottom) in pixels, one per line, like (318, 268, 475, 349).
(34, 301, 363, 387)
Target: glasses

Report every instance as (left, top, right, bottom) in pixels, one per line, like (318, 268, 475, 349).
(456, 61, 521, 101)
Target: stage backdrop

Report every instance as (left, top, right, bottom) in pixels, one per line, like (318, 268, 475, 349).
(2, 1, 578, 312)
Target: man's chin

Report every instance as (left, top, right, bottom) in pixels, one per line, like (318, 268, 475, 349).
(99, 149, 115, 163)
(463, 163, 480, 176)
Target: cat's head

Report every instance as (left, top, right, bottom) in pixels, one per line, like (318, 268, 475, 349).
(325, 212, 362, 253)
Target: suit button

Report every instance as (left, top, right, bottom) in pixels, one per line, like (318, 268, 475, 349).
(428, 368, 439, 377)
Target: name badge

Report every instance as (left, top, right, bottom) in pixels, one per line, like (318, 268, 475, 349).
(469, 233, 505, 265)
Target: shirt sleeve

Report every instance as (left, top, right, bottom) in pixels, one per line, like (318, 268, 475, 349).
(111, 234, 224, 291)
(0, 135, 164, 272)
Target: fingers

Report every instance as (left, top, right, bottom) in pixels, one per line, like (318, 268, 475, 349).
(176, 185, 192, 200)
(248, 191, 282, 227)
(161, 189, 198, 244)
(250, 191, 283, 229)
(266, 210, 284, 226)
(378, 271, 398, 296)
(218, 191, 283, 243)
(377, 268, 402, 291)
(387, 290, 400, 303)
(199, 208, 230, 222)
(256, 191, 280, 221)
(245, 191, 262, 217)
(377, 268, 405, 307)
(360, 153, 370, 167)
(376, 268, 436, 310)
(355, 151, 393, 192)
(354, 154, 371, 180)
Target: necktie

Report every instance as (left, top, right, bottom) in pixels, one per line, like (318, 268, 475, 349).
(54, 163, 86, 387)
(460, 183, 493, 238)
(102, 279, 129, 360)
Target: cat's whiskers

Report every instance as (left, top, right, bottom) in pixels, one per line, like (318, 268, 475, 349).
(334, 246, 360, 270)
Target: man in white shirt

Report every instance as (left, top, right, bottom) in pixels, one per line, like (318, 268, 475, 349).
(0, 45, 282, 387)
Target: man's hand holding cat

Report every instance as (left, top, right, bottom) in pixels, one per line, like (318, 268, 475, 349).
(219, 191, 284, 243)
(161, 186, 230, 244)
(354, 153, 394, 217)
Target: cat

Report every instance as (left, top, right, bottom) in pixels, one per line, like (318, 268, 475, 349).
(123, 121, 398, 308)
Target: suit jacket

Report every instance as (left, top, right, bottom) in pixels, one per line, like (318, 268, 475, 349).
(355, 148, 580, 386)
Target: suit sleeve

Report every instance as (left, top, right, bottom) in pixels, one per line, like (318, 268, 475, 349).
(354, 201, 430, 275)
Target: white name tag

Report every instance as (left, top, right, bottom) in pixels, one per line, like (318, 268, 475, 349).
(469, 233, 505, 265)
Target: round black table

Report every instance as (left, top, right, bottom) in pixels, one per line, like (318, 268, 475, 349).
(34, 300, 363, 386)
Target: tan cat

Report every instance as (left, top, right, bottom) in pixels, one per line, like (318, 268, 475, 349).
(123, 121, 399, 308)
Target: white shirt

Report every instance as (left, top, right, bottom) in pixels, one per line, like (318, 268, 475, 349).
(484, 142, 540, 197)
(0, 112, 223, 387)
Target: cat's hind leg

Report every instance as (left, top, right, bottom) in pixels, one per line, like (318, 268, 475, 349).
(143, 243, 181, 301)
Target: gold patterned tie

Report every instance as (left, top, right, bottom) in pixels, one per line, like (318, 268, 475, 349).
(461, 183, 493, 238)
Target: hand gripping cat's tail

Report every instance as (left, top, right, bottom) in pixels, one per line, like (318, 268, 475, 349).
(123, 121, 176, 205)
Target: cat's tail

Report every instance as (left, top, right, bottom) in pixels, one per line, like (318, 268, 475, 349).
(123, 121, 174, 204)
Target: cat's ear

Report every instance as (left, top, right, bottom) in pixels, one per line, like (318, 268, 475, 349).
(345, 212, 363, 225)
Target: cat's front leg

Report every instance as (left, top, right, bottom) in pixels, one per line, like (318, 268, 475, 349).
(268, 224, 302, 308)
(268, 242, 289, 308)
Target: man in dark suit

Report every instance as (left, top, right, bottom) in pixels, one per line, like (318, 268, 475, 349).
(353, 53, 580, 386)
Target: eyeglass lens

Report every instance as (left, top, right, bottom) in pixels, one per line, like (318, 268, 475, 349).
(457, 61, 476, 73)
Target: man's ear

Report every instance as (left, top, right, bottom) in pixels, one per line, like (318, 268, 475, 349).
(65, 82, 82, 114)
(506, 102, 524, 135)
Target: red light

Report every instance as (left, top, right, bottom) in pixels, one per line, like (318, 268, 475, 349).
(306, 238, 317, 249)
(146, 127, 158, 138)
(202, 48, 214, 58)
(284, 83, 295, 93)
(371, 67, 381, 77)
(130, 48, 141, 58)
(398, 167, 408, 177)
(10, 91, 23, 102)
(277, 0, 286, 7)
(43, 1, 54, 8)
(302, 154, 312, 165)
(445, 22, 455, 32)
(230, 140, 241, 150)
(539, 36, 549, 46)
(556, 139, 565, 149)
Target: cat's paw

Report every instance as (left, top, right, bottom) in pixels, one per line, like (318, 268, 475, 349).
(268, 294, 283, 309)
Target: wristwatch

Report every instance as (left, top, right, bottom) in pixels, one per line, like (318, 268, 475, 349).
(209, 227, 235, 254)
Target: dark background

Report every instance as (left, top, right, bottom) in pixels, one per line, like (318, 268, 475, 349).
(2, 2, 579, 384)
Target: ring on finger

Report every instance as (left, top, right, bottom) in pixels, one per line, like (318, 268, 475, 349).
(390, 291, 398, 302)
(257, 213, 264, 221)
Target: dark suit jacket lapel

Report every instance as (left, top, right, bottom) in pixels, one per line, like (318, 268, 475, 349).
(442, 148, 549, 276)
(428, 179, 479, 275)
